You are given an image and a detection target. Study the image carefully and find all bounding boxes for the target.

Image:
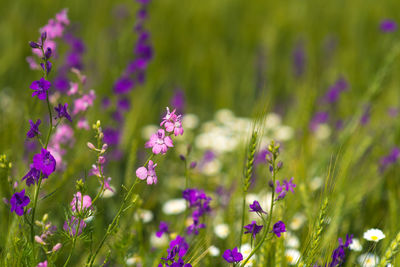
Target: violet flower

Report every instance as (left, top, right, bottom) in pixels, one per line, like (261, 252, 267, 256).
(380, 19, 397, 33)
(54, 103, 72, 122)
(27, 119, 41, 139)
(244, 221, 263, 239)
(329, 234, 353, 267)
(9, 189, 30, 216)
(272, 221, 286, 237)
(222, 247, 243, 263)
(22, 164, 46, 186)
(33, 148, 56, 176)
(249, 200, 267, 214)
(156, 221, 169, 238)
(63, 216, 86, 236)
(30, 78, 51, 100)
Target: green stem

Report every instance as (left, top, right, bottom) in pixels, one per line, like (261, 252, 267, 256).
(63, 218, 81, 267)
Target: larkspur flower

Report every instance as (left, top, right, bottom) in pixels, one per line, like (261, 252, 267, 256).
(9, 189, 30, 216)
(249, 200, 267, 214)
(30, 78, 51, 100)
(22, 164, 46, 186)
(156, 221, 169, 238)
(136, 160, 158, 184)
(272, 221, 286, 237)
(70, 192, 92, 212)
(63, 216, 86, 236)
(27, 119, 41, 138)
(114, 77, 134, 94)
(54, 103, 72, 121)
(33, 148, 56, 176)
(222, 247, 243, 263)
(329, 234, 353, 267)
(72, 90, 96, 115)
(275, 178, 296, 200)
(145, 129, 173, 154)
(363, 228, 385, 242)
(283, 177, 296, 193)
(160, 107, 184, 136)
(244, 221, 263, 239)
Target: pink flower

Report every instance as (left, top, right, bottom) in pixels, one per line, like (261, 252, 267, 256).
(26, 56, 40, 70)
(32, 39, 56, 58)
(70, 192, 92, 212)
(136, 160, 158, 185)
(37, 261, 48, 267)
(104, 177, 114, 192)
(77, 118, 90, 130)
(160, 107, 184, 136)
(145, 129, 173, 154)
(41, 19, 64, 39)
(73, 90, 96, 115)
(55, 9, 70, 25)
(67, 82, 78, 95)
(89, 164, 103, 177)
(52, 243, 62, 252)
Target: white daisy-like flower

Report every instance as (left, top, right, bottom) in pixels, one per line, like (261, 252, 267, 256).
(162, 198, 186, 215)
(284, 232, 300, 248)
(349, 238, 362, 251)
(208, 245, 220, 256)
(150, 232, 168, 248)
(265, 113, 282, 129)
(314, 123, 331, 140)
(214, 224, 230, 239)
(290, 213, 307, 231)
(240, 243, 256, 267)
(102, 186, 116, 198)
(215, 109, 235, 123)
(202, 160, 222, 176)
(363, 228, 385, 242)
(274, 125, 294, 141)
(135, 209, 153, 223)
(182, 113, 199, 129)
(285, 249, 301, 265)
(126, 255, 141, 266)
(357, 253, 379, 267)
(310, 176, 323, 191)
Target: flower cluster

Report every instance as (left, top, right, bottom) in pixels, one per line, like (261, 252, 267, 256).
(328, 234, 353, 267)
(159, 235, 192, 267)
(183, 188, 212, 235)
(22, 148, 56, 187)
(275, 177, 296, 200)
(63, 191, 92, 236)
(34, 214, 62, 254)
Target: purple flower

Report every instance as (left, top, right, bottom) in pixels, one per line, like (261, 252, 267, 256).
(379, 147, 400, 172)
(70, 192, 92, 212)
(117, 98, 131, 111)
(30, 78, 51, 100)
(114, 77, 134, 94)
(136, 160, 158, 184)
(293, 41, 306, 77)
(9, 189, 30, 216)
(310, 111, 329, 131)
(244, 221, 263, 238)
(27, 119, 41, 139)
(272, 221, 286, 237)
(63, 216, 86, 236)
(145, 129, 173, 154)
(32, 148, 56, 176)
(249, 200, 267, 214)
(283, 177, 296, 193)
(170, 89, 185, 113)
(54, 103, 72, 122)
(329, 234, 353, 267)
(380, 19, 397, 33)
(156, 221, 169, 238)
(222, 247, 243, 263)
(103, 128, 120, 146)
(324, 78, 348, 104)
(22, 164, 45, 186)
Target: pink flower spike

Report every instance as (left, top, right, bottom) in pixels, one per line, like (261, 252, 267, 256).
(145, 129, 173, 154)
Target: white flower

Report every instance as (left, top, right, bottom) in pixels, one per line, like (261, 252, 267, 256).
(314, 124, 331, 140)
(162, 198, 186, 215)
(102, 186, 116, 198)
(265, 113, 282, 129)
(150, 232, 168, 248)
(135, 209, 153, 223)
(240, 243, 256, 267)
(208, 245, 220, 256)
(357, 253, 379, 267)
(285, 249, 300, 265)
(274, 126, 294, 141)
(290, 213, 307, 231)
(126, 256, 141, 266)
(141, 124, 158, 140)
(215, 109, 235, 123)
(202, 160, 222, 176)
(310, 176, 323, 191)
(214, 224, 230, 239)
(349, 238, 362, 251)
(182, 113, 199, 129)
(284, 232, 300, 248)
(363, 228, 385, 242)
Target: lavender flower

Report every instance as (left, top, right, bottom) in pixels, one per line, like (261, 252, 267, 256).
(380, 19, 397, 33)
(244, 221, 263, 238)
(272, 221, 286, 237)
(249, 200, 267, 214)
(27, 119, 41, 139)
(9, 189, 30, 216)
(324, 78, 348, 104)
(275, 177, 296, 200)
(30, 78, 51, 100)
(161, 235, 189, 264)
(222, 247, 243, 263)
(183, 188, 211, 235)
(32, 148, 56, 176)
(54, 103, 72, 122)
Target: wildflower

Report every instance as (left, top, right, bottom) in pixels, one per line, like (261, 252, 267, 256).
(222, 247, 243, 263)
(114, 77, 134, 94)
(328, 234, 353, 267)
(249, 200, 267, 214)
(162, 199, 186, 215)
(160, 107, 184, 136)
(162, 235, 189, 262)
(290, 213, 306, 230)
(292, 41, 306, 77)
(244, 221, 263, 239)
(136, 209, 154, 223)
(136, 160, 158, 184)
(283, 177, 296, 193)
(54, 103, 72, 122)
(156, 221, 169, 238)
(208, 246, 220, 257)
(37, 261, 48, 267)
(33, 148, 56, 176)
(349, 238, 362, 251)
(380, 19, 397, 33)
(240, 243, 256, 266)
(22, 164, 44, 186)
(324, 77, 348, 104)
(363, 228, 385, 242)
(171, 89, 185, 113)
(72, 90, 96, 115)
(103, 177, 114, 193)
(272, 221, 286, 237)
(27, 119, 41, 138)
(145, 129, 173, 154)
(9, 189, 30, 216)
(285, 249, 301, 265)
(214, 224, 230, 239)
(379, 147, 400, 172)
(187, 217, 206, 235)
(63, 216, 86, 236)
(35, 235, 46, 245)
(357, 253, 379, 267)
(70, 192, 92, 212)
(52, 243, 62, 252)
(30, 78, 51, 100)
(275, 178, 296, 200)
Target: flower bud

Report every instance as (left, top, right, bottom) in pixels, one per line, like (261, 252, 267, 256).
(52, 243, 62, 252)
(34, 235, 46, 245)
(98, 156, 106, 164)
(87, 142, 96, 150)
(45, 47, 52, 59)
(102, 143, 108, 151)
(42, 213, 48, 222)
(190, 161, 197, 169)
(41, 31, 47, 42)
(29, 41, 40, 49)
(179, 154, 186, 161)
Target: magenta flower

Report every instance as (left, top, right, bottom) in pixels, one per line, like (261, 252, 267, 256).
(10, 189, 30, 216)
(136, 160, 158, 184)
(160, 107, 184, 136)
(27, 119, 41, 139)
(222, 247, 243, 263)
(145, 129, 173, 154)
(30, 78, 51, 100)
(244, 221, 263, 239)
(70, 192, 92, 212)
(37, 260, 48, 267)
(380, 19, 397, 33)
(272, 221, 286, 237)
(249, 200, 267, 214)
(33, 148, 56, 176)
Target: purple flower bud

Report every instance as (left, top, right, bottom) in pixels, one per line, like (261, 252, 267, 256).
(277, 161, 283, 169)
(179, 155, 186, 161)
(46, 61, 52, 74)
(45, 47, 52, 59)
(41, 31, 47, 42)
(190, 161, 197, 169)
(29, 41, 40, 49)
(268, 180, 274, 188)
(98, 156, 106, 164)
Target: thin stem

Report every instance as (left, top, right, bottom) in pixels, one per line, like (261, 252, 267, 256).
(30, 175, 43, 244)
(63, 218, 81, 267)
